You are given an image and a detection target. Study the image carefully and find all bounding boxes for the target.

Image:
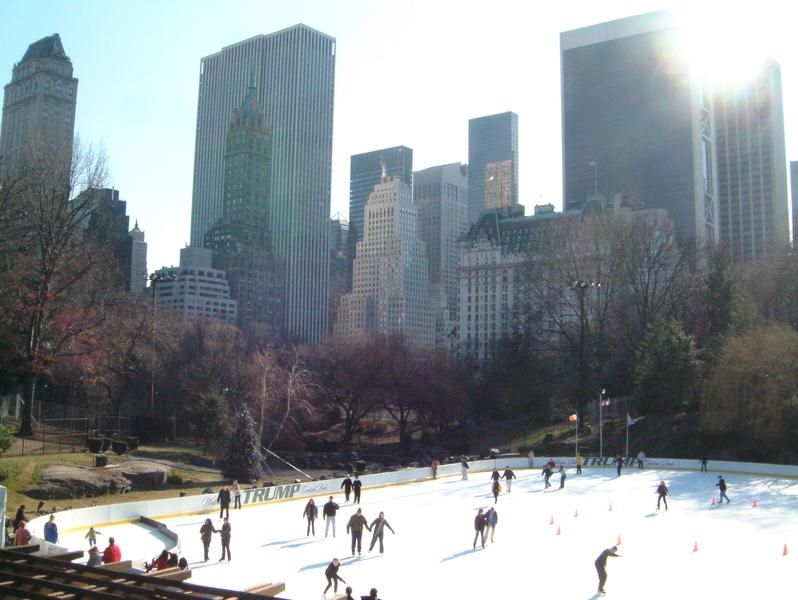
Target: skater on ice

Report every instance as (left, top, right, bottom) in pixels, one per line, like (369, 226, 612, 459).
(353, 476, 363, 504)
(199, 518, 217, 562)
(219, 516, 231, 561)
(656, 480, 669, 510)
(636, 450, 645, 469)
(502, 466, 516, 492)
(613, 454, 624, 477)
(323, 557, 346, 597)
(558, 465, 567, 489)
(716, 475, 730, 503)
(303, 498, 319, 536)
(431, 458, 439, 479)
(485, 507, 498, 543)
(217, 486, 231, 519)
(576, 452, 583, 474)
(347, 507, 370, 556)
(232, 480, 242, 510)
(491, 479, 500, 503)
(341, 474, 353, 502)
(542, 464, 553, 488)
(594, 545, 620, 595)
(490, 468, 501, 483)
(699, 456, 709, 472)
(461, 456, 470, 480)
(368, 511, 395, 554)
(473, 508, 487, 549)
(323, 496, 340, 538)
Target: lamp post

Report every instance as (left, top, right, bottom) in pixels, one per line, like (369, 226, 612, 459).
(570, 280, 600, 434)
(599, 388, 606, 460)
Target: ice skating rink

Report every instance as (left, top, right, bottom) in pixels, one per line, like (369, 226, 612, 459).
(58, 466, 797, 599)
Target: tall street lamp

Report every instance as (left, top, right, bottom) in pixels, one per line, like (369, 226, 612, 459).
(570, 279, 600, 435)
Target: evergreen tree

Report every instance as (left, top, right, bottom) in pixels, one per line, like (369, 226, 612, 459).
(221, 407, 262, 482)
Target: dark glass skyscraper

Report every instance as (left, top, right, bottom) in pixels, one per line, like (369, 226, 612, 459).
(191, 25, 335, 342)
(467, 112, 518, 223)
(561, 11, 718, 244)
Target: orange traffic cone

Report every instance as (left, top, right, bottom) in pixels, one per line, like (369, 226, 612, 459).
(556, 525, 561, 535)
(574, 508, 579, 518)
(711, 497, 716, 506)
(617, 535, 622, 546)
(752, 498, 758, 508)
(783, 544, 788, 557)
(608, 503, 613, 512)
(693, 540, 699, 553)
(549, 514, 554, 525)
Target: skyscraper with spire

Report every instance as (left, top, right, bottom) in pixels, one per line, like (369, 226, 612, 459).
(191, 25, 335, 342)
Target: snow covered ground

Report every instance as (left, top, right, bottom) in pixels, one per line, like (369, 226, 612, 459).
(58, 466, 797, 599)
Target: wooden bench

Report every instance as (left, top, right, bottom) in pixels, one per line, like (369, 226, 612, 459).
(51, 549, 85, 561)
(6, 544, 40, 554)
(98, 559, 133, 571)
(148, 566, 192, 581)
(244, 581, 287, 596)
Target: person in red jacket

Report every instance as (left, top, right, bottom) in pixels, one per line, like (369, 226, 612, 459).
(146, 550, 170, 572)
(13, 521, 31, 546)
(102, 537, 122, 563)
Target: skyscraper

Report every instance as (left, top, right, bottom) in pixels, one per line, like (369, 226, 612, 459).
(561, 11, 718, 244)
(205, 84, 282, 333)
(191, 25, 335, 342)
(714, 61, 789, 262)
(467, 112, 518, 223)
(328, 213, 349, 336)
(335, 169, 435, 349)
(414, 162, 468, 335)
(0, 34, 77, 173)
(128, 222, 147, 295)
(791, 161, 798, 245)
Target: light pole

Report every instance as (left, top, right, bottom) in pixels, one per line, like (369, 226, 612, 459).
(599, 388, 606, 460)
(570, 280, 600, 435)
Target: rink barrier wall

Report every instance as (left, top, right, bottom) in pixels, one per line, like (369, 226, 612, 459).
(26, 456, 798, 542)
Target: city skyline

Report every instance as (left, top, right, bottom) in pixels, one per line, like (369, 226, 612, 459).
(1, 0, 796, 272)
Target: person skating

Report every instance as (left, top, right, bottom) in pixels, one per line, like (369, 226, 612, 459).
(716, 475, 730, 503)
(85, 526, 102, 547)
(575, 452, 583, 474)
(232, 480, 242, 509)
(656, 480, 669, 510)
(219, 516, 231, 561)
(341, 474, 354, 502)
(501, 466, 516, 492)
(594, 545, 620, 595)
(368, 511, 395, 554)
(352, 477, 363, 504)
(199, 518, 217, 561)
(43, 514, 59, 544)
(323, 557, 346, 597)
(217, 486, 231, 519)
(699, 456, 709, 472)
(637, 451, 646, 469)
(431, 458, 439, 479)
(461, 456, 470, 480)
(102, 537, 122, 563)
(303, 498, 319, 536)
(558, 465, 567, 489)
(323, 496, 340, 538)
(490, 468, 500, 483)
(347, 508, 370, 556)
(491, 479, 500, 503)
(485, 507, 498, 543)
(472, 508, 487, 549)
(542, 465, 553, 488)
(612, 454, 624, 477)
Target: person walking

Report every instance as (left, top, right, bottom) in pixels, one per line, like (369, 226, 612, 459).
(575, 452, 583, 475)
(485, 507, 498, 543)
(232, 480, 242, 509)
(323, 557, 346, 597)
(612, 454, 624, 477)
(199, 518, 217, 561)
(431, 458, 439, 479)
(472, 508, 487, 549)
(347, 508, 370, 556)
(352, 477, 363, 504)
(85, 526, 102, 547)
(637, 451, 646, 469)
(323, 496, 340, 538)
(368, 511, 396, 554)
(501, 466, 516, 492)
(303, 498, 319, 536)
(656, 480, 669, 510)
(219, 517, 232, 561)
(102, 537, 122, 563)
(699, 456, 709, 472)
(13, 521, 31, 547)
(14, 505, 26, 529)
(594, 545, 620, 595)
(217, 486, 231, 519)
(558, 465, 567, 489)
(461, 456, 470, 480)
(341, 475, 353, 503)
(717, 475, 730, 503)
(491, 479, 500, 504)
(43, 514, 59, 544)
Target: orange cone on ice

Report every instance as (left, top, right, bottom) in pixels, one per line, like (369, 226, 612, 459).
(608, 503, 613, 512)
(549, 515, 554, 525)
(617, 535, 622, 546)
(752, 498, 758, 508)
(574, 508, 579, 518)
(556, 525, 561, 535)
(783, 544, 788, 557)
(693, 541, 699, 553)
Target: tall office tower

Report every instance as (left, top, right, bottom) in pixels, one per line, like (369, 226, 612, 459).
(191, 25, 335, 342)
(467, 112, 518, 223)
(335, 168, 435, 349)
(1, 34, 77, 174)
(328, 213, 349, 336)
(205, 85, 282, 333)
(414, 162, 469, 344)
(348, 146, 413, 288)
(128, 222, 147, 295)
(561, 11, 718, 244)
(791, 161, 798, 245)
(714, 61, 789, 262)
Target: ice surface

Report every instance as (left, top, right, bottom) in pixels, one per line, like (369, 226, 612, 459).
(58, 467, 797, 599)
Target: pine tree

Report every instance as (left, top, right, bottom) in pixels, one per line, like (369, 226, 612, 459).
(221, 407, 262, 482)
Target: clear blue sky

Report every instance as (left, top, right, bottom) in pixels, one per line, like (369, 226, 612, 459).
(1, 0, 793, 271)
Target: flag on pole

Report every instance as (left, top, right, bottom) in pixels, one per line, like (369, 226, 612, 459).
(626, 413, 635, 426)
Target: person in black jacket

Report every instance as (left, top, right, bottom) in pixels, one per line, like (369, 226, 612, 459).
(341, 475, 353, 502)
(323, 496, 340, 538)
(352, 477, 363, 504)
(368, 511, 395, 554)
(323, 557, 346, 596)
(491, 480, 500, 504)
(473, 508, 487, 549)
(347, 508, 370, 556)
(501, 466, 516, 492)
(594, 545, 620, 594)
(219, 516, 231, 561)
(490, 468, 500, 482)
(716, 475, 730, 503)
(360, 588, 380, 600)
(542, 465, 553, 488)
(217, 487, 231, 519)
(656, 480, 669, 510)
(303, 498, 318, 536)
(612, 454, 624, 477)
(199, 518, 217, 562)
